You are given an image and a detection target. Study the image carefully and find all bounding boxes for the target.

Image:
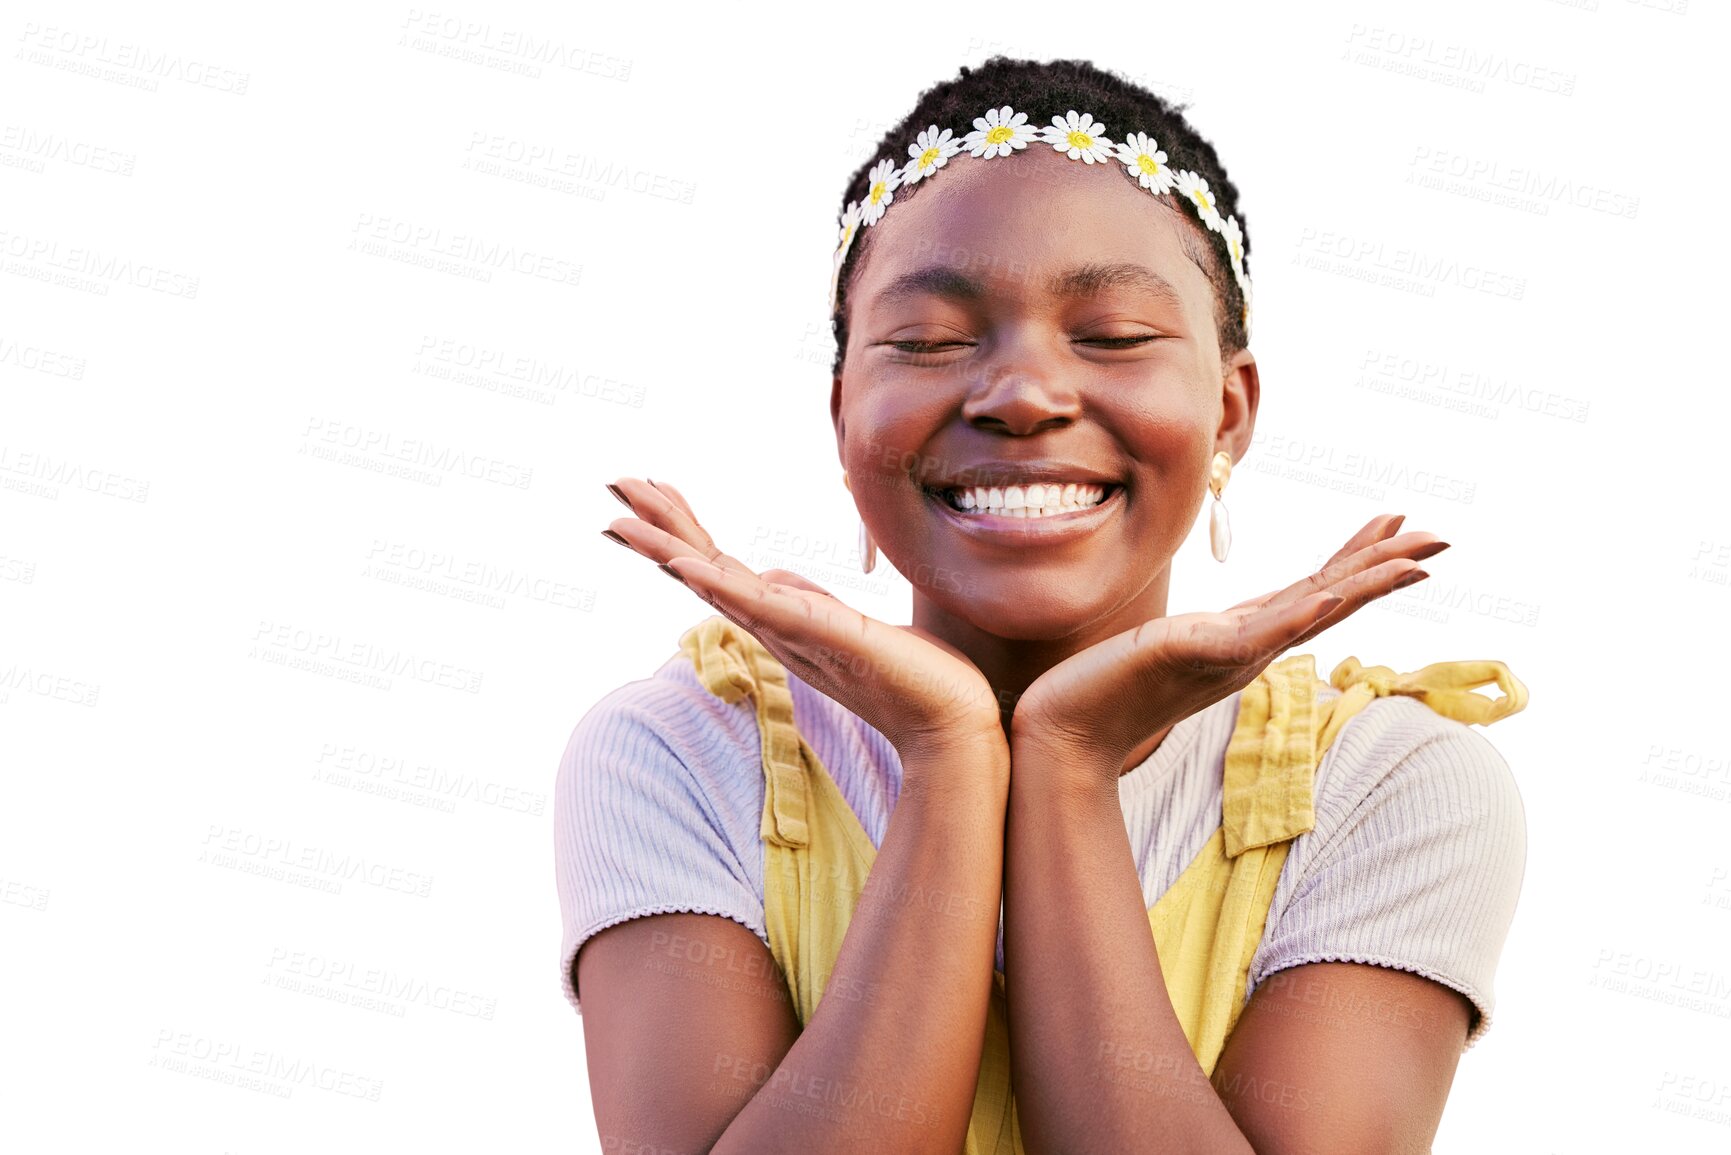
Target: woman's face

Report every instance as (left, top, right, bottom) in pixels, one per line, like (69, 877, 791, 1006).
(832, 143, 1258, 643)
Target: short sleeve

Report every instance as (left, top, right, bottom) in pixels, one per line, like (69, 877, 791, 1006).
(553, 669, 770, 1016)
(1246, 702, 1527, 1050)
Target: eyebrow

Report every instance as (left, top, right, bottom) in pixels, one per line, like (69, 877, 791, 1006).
(872, 260, 1186, 311)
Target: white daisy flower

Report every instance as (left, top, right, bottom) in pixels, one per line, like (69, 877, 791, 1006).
(962, 105, 1038, 159)
(1221, 215, 1246, 279)
(829, 201, 862, 313)
(1175, 169, 1224, 233)
(860, 158, 902, 227)
(902, 125, 963, 185)
(1038, 110, 1115, 164)
(835, 200, 862, 261)
(1114, 132, 1177, 194)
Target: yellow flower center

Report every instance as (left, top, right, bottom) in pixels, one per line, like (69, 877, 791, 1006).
(1192, 189, 1213, 213)
(869, 182, 885, 205)
(1067, 130, 1093, 151)
(1137, 155, 1161, 176)
(918, 146, 939, 170)
(1231, 238, 1242, 262)
(986, 125, 1014, 145)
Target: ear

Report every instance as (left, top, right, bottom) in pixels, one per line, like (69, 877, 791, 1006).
(1216, 347, 1259, 467)
(830, 372, 846, 463)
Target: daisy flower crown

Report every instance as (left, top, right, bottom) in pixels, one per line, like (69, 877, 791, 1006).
(829, 104, 1253, 339)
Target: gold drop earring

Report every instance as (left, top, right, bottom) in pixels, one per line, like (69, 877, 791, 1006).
(1208, 450, 1233, 563)
(842, 472, 877, 574)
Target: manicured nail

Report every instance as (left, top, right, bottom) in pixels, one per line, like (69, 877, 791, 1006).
(601, 529, 629, 548)
(657, 562, 688, 586)
(1393, 568, 1429, 590)
(1411, 540, 1451, 561)
(605, 482, 632, 510)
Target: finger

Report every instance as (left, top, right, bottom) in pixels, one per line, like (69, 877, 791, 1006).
(605, 514, 762, 585)
(606, 477, 756, 577)
(1140, 595, 1342, 679)
(664, 555, 860, 654)
(1224, 513, 1410, 613)
(760, 568, 838, 599)
(1238, 590, 1350, 661)
(1286, 558, 1430, 651)
(1329, 512, 1407, 566)
(646, 477, 698, 522)
(1237, 528, 1447, 614)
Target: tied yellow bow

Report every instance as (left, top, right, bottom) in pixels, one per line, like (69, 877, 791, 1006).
(1223, 653, 1530, 859)
(1327, 656, 1530, 731)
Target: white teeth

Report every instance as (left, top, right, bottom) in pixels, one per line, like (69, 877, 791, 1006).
(940, 482, 1111, 517)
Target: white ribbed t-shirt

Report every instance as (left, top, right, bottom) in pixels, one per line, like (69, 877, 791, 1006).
(554, 641, 1526, 1049)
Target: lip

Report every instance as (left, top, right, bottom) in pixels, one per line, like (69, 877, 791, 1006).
(925, 483, 1124, 545)
(922, 461, 1122, 489)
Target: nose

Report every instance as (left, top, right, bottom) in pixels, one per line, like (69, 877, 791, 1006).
(960, 341, 1083, 435)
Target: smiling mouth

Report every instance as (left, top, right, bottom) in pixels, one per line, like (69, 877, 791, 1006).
(924, 481, 1123, 519)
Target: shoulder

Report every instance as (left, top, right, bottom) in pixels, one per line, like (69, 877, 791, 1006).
(551, 637, 779, 1015)
(552, 642, 775, 891)
(1252, 688, 1528, 1046)
(1309, 689, 1526, 847)
(554, 645, 766, 803)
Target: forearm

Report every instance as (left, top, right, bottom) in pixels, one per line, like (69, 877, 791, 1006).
(1002, 740, 1255, 1155)
(713, 740, 1010, 1155)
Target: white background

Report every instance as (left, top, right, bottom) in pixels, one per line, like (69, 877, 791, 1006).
(3, 1, 1727, 1151)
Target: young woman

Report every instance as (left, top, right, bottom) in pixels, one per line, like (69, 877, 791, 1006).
(557, 57, 1528, 1154)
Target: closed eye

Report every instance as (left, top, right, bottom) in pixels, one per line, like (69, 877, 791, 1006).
(888, 340, 970, 353)
(1080, 336, 1159, 348)
(887, 336, 1159, 353)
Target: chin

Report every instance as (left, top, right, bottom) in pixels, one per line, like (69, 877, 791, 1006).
(917, 572, 1126, 643)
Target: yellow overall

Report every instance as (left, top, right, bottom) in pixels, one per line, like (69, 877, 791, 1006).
(676, 615, 1528, 1153)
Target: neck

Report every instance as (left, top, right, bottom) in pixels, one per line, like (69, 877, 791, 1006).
(909, 567, 1178, 776)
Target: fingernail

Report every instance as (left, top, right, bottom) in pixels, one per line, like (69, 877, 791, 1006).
(600, 529, 629, 548)
(605, 482, 632, 510)
(1393, 568, 1429, 590)
(657, 562, 688, 586)
(1412, 540, 1451, 561)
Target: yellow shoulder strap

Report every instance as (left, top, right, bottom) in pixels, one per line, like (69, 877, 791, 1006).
(679, 615, 813, 850)
(677, 615, 878, 1024)
(677, 615, 1019, 1153)
(1151, 650, 1528, 1074)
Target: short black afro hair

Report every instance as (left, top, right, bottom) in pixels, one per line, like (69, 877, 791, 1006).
(830, 56, 1252, 377)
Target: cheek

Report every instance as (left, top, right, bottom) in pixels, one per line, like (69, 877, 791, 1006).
(843, 380, 954, 487)
(1111, 395, 1216, 488)
(838, 398, 946, 559)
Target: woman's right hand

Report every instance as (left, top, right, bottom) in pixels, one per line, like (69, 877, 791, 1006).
(602, 477, 1008, 768)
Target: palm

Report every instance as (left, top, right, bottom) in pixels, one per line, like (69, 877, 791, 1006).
(602, 478, 1003, 755)
(1012, 514, 1450, 764)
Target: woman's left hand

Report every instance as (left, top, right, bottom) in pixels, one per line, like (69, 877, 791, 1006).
(1009, 513, 1451, 774)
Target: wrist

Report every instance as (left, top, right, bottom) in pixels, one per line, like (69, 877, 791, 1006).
(1008, 729, 1125, 804)
(897, 729, 1012, 801)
